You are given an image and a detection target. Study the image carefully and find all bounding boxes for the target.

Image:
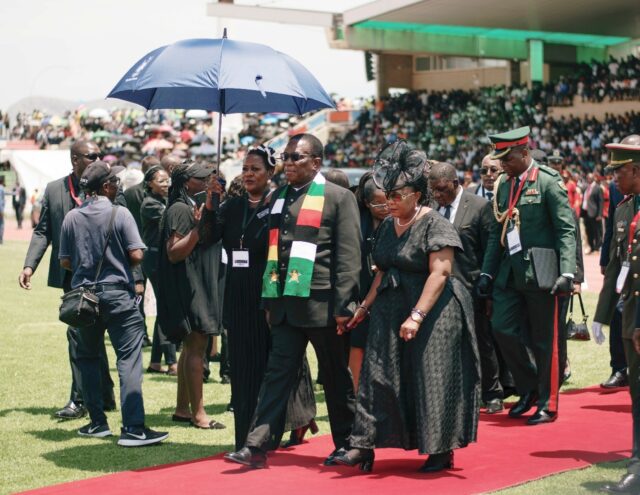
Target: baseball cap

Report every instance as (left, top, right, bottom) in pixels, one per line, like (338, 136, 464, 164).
(80, 161, 125, 192)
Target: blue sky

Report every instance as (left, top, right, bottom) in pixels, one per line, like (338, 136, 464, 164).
(0, 0, 375, 109)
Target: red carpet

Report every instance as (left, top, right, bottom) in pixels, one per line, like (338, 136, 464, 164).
(20, 386, 631, 495)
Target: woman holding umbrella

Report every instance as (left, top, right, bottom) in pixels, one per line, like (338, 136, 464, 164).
(200, 145, 317, 450)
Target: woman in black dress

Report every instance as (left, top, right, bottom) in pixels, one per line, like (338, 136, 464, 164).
(157, 161, 226, 430)
(349, 172, 389, 393)
(140, 166, 177, 375)
(336, 141, 480, 473)
(201, 146, 316, 450)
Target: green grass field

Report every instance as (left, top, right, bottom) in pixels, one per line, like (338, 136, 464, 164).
(0, 239, 630, 494)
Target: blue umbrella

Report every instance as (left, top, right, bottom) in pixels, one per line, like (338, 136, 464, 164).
(240, 135, 256, 146)
(107, 34, 334, 115)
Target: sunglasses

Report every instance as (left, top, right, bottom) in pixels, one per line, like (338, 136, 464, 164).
(78, 153, 103, 161)
(279, 152, 315, 163)
(480, 166, 500, 175)
(385, 191, 415, 202)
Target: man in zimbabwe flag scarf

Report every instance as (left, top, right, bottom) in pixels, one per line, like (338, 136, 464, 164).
(225, 133, 361, 469)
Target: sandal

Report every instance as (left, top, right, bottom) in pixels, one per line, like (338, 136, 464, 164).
(192, 419, 226, 430)
(146, 366, 166, 374)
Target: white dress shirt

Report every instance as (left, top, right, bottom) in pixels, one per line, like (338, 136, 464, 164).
(438, 186, 463, 224)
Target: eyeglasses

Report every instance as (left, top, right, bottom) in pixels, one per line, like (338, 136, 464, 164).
(78, 153, 103, 161)
(385, 191, 415, 202)
(369, 202, 389, 210)
(279, 152, 315, 163)
(480, 166, 500, 175)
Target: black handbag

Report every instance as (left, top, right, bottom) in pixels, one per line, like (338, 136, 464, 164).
(59, 206, 118, 327)
(567, 292, 590, 341)
(529, 247, 559, 291)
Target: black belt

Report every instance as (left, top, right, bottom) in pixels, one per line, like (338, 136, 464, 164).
(91, 283, 131, 292)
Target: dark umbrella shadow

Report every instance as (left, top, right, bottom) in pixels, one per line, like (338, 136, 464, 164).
(581, 404, 632, 414)
(0, 407, 59, 418)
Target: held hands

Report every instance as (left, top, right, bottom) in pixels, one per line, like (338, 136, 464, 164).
(550, 275, 573, 295)
(135, 282, 145, 296)
(400, 318, 420, 341)
(335, 316, 351, 335)
(193, 203, 204, 223)
(346, 306, 369, 331)
(18, 267, 33, 290)
(475, 274, 493, 298)
(591, 322, 606, 345)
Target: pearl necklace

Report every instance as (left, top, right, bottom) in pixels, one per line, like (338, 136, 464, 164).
(248, 197, 262, 203)
(396, 206, 422, 227)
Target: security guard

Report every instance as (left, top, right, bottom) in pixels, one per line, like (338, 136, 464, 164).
(596, 135, 640, 494)
(477, 126, 576, 425)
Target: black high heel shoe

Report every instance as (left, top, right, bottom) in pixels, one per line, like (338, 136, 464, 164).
(419, 451, 454, 473)
(333, 448, 375, 472)
(282, 419, 319, 447)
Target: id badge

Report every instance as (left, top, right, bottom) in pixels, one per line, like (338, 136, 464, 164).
(232, 249, 250, 268)
(506, 224, 522, 255)
(616, 261, 630, 293)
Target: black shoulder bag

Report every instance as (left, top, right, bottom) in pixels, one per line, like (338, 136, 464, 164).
(59, 206, 118, 327)
(567, 292, 590, 341)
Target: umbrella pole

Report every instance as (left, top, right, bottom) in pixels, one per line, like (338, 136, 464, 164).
(216, 110, 222, 175)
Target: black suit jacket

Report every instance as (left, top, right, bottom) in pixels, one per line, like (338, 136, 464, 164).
(584, 182, 604, 219)
(265, 179, 361, 328)
(124, 182, 145, 231)
(449, 190, 493, 290)
(23, 175, 75, 288)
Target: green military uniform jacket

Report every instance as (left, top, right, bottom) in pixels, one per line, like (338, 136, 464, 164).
(595, 196, 639, 338)
(481, 162, 577, 290)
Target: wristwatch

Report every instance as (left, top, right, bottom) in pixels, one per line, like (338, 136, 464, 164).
(410, 308, 426, 324)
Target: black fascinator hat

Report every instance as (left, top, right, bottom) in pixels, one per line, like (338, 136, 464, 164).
(372, 140, 428, 192)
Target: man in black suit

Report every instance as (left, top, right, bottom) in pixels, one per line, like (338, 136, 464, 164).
(225, 133, 360, 469)
(429, 161, 509, 413)
(472, 154, 502, 201)
(18, 140, 115, 419)
(581, 172, 604, 253)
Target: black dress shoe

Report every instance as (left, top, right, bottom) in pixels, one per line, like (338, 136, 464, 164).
(601, 371, 629, 389)
(508, 392, 538, 418)
(104, 402, 117, 412)
(55, 401, 87, 420)
(224, 447, 266, 469)
(484, 398, 504, 414)
(333, 448, 375, 472)
(527, 409, 557, 425)
(602, 473, 640, 493)
(419, 451, 454, 473)
(323, 447, 347, 466)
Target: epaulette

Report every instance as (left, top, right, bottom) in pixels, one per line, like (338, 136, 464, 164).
(617, 195, 633, 207)
(537, 164, 561, 177)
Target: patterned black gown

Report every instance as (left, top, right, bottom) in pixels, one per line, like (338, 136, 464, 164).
(349, 210, 481, 455)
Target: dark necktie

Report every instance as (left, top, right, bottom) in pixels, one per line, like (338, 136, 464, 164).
(443, 205, 452, 220)
(514, 177, 520, 190)
(486, 191, 494, 201)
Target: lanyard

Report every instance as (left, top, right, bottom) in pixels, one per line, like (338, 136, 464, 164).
(67, 175, 82, 207)
(240, 192, 267, 249)
(507, 169, 530, 220)
(627, 209, 640, 255)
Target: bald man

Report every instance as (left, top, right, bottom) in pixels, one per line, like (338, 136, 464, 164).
(19, 140, 115, 419)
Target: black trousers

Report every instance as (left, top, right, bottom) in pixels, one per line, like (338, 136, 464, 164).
(245, 320, 355, 452)
(474, 298, 503, 401)
(623, 338, 640, 473)
(610, 306, 627, 373)
(63, 279, 114, 406)
(583, 215, 602, 251)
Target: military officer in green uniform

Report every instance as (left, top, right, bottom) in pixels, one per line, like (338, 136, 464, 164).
(477, 126, 577, 425)
(596, 135, 640, 494)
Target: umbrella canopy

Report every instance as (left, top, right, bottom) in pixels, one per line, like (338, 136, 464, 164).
(107, 37, 334, 115)
(240, 135, 256, 146)
(142, 138, 174, 152)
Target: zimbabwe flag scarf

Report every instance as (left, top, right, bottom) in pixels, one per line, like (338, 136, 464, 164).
(262, 173, 326, 298)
